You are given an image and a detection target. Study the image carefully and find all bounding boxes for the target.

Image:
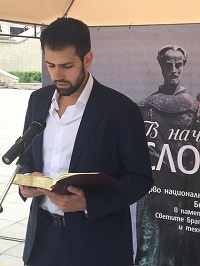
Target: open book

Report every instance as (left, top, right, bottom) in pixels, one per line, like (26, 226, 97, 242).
(13, 172, 118, 195)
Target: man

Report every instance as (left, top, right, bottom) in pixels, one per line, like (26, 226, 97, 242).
(135, 45, 200, 266)
(19, 17, 153, 266)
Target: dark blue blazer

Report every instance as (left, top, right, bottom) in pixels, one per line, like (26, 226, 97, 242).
(21, 79, 153, 266)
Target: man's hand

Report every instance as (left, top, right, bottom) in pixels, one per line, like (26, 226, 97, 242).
(19, 172, 44, 198)
(20, 186, 44, 198)
(37, 186, 87, 212)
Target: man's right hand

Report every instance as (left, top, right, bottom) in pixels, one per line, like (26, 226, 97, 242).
(19, 172, 44, 198)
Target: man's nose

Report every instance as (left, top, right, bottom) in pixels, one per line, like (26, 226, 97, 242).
(52, 67, 65, 80)
(171, 63, 176, 73)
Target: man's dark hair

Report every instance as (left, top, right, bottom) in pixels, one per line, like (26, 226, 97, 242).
(40, 17, 91, 61)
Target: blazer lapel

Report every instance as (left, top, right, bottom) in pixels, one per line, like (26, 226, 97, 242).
(69, 81, 105, 171)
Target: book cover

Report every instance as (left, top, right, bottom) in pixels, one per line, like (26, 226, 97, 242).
(13, 172, 118, 195)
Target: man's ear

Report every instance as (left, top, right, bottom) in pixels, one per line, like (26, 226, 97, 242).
(84, 51, 93, 69)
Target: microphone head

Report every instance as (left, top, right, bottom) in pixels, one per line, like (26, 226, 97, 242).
(2, 119, 46, 165)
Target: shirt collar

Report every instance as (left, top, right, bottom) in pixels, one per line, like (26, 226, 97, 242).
(50, 74, 94, 112)
(77, 73, 93, 106)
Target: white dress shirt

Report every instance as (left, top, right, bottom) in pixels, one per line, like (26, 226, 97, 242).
(40, 74, 93, 215)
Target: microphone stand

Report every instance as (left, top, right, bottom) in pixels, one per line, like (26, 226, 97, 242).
(0, 156, 24, 213)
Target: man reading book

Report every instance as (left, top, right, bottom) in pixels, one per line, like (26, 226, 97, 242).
(19, 17, 153, 266)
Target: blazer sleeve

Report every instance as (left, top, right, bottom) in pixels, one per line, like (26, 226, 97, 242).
(85, 101, 153, 222)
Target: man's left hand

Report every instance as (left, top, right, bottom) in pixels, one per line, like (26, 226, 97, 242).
(37, 186, 87, 212)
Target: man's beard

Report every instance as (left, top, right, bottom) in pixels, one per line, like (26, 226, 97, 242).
(53, 66, 86, 96)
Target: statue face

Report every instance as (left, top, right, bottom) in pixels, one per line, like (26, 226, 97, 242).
(161, 49, 185, 87)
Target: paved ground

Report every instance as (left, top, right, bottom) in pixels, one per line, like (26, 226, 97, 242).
(0, 88, 32, 266)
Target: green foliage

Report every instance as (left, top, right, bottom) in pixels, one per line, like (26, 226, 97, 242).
(9, 71, 42, 83)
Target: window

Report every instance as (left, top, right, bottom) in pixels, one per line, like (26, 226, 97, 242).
(10, 26, 24, 35)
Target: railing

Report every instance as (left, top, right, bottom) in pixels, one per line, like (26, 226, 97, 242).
(0, 19, 45, 39)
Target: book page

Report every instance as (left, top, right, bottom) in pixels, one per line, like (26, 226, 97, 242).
(13, 174, 54, 190)
(56, 172, 100, 181)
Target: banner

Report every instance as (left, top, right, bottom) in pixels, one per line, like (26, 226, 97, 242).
(90, 24, 200, 266)
(43, 23, 200, 266)
(135, 48, 200, 266)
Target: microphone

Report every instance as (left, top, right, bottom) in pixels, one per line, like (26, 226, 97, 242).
(2, 119, 46, 165)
